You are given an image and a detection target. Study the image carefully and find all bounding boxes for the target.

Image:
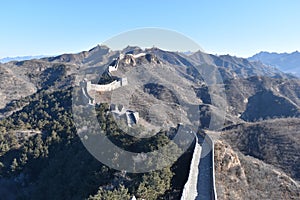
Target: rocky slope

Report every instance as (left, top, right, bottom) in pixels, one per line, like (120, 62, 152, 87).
(222, 118, 300, 182)
(224, 76, 300, 119)
(215, 140, 300, 199)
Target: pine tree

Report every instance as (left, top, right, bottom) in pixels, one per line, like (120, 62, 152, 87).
(11, 158, 19, 172)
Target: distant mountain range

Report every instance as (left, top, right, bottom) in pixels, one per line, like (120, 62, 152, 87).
(248, 51, 300, 77)
(0, 55, 47, 63)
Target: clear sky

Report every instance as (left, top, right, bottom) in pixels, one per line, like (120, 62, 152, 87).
(1, 0, 299, 58)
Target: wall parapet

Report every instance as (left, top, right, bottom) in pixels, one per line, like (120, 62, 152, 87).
(181, 136, 200, 200)
(86, 77, 128, 92)
(206, 135, 218, 200)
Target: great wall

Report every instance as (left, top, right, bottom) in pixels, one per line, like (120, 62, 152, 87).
(80, 53, 218, 199)
(80, 54, 139, 126)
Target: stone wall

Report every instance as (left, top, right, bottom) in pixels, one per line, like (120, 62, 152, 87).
(86, 77, 127, 92)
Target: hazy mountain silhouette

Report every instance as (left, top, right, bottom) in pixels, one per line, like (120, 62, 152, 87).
(249, 51, 300, 77)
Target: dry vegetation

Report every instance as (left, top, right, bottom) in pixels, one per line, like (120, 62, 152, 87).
(215, 140, 300, 199)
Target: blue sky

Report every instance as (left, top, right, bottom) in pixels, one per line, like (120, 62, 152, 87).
(1, 0, 299, 58)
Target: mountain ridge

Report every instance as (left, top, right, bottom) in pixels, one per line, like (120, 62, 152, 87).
(0, 55, 48, 63)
